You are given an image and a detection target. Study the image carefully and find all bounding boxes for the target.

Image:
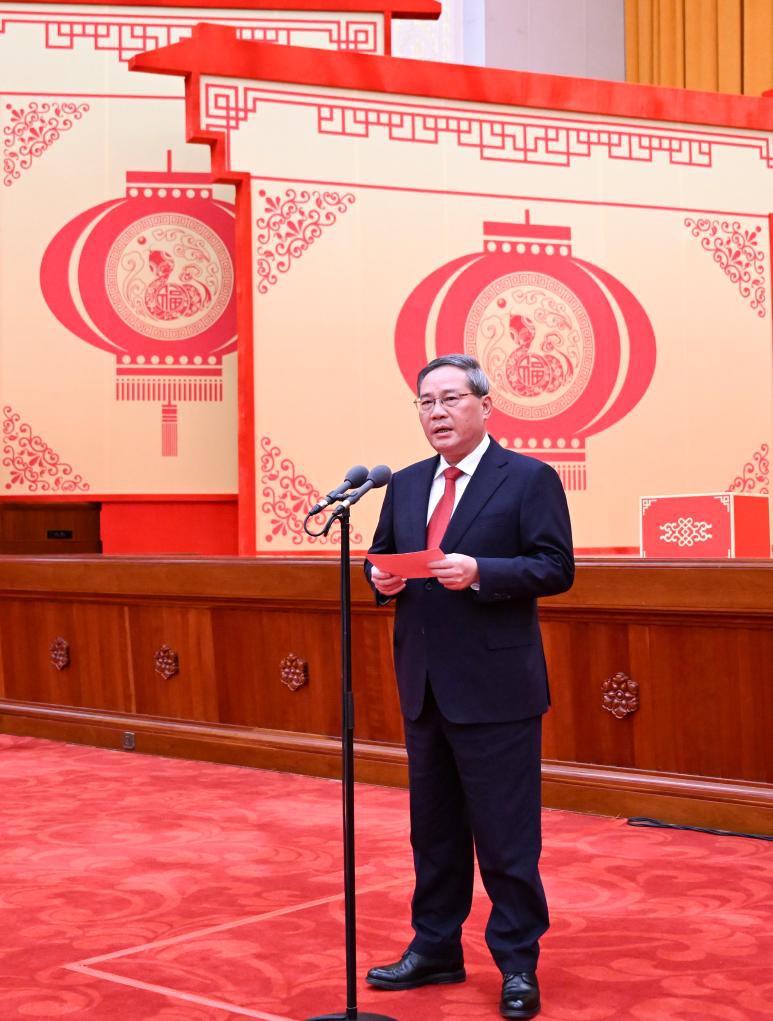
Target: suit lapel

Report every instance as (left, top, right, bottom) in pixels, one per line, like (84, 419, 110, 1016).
(440, 438, 508, 552)
(405, 456, 438, 552)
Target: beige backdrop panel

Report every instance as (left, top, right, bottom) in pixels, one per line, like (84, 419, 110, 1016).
(209, 77, 772, 552)
(0, 6, 386, 495)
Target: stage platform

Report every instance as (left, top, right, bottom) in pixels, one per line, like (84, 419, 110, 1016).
(0, 556, 771, 835)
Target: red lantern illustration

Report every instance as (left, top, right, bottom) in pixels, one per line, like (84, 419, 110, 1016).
(396, 216, 656, 488)
(40, 160, 236, 456)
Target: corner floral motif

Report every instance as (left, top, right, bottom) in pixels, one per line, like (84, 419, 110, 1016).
(2, 406, 90, 492)
(727, 443, 770, 495)
(255, 187, 355, 293)
(280, 652, 309, 692)
(659, 516, 712, 547)
(49, 637, 70, 671)
(3, 101, 90, 187)
(154, 645, 179, 680)
(684, 217, 766, 317)
(260, 436, 363, 546)
(602, 672, 639, 719)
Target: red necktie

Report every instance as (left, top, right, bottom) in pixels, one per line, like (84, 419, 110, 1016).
(426, 466, 463, 550)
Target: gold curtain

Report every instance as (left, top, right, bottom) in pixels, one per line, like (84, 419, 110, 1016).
(626, 0, 773, 95)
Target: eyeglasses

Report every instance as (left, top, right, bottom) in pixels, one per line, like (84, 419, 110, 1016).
(413, 392, 476, 414)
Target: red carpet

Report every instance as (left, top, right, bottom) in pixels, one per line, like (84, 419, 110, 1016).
(1, 734, 771, 1020)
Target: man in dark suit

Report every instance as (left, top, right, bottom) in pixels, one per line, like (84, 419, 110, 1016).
(364, 354, 574, 1019)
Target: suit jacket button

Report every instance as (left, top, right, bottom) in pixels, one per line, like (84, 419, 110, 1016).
(424, 580, 433, 591)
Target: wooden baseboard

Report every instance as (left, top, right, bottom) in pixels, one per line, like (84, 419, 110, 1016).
(542, 761, 773, 836)
(2, 700, 771, 835)
(0, 700, 409, 787)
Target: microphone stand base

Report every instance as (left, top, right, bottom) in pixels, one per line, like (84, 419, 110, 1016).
(305, 1013, 399, 1020)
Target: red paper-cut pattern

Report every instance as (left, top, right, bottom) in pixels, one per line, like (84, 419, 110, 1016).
(395, 217, 657, 490)
(255, 188, 356, 293)
(684, 217, 767, 317)
(727, 443, 770, 495)
(3, 101, 89, 187)
(2, 406, 90, 492)
(260, 436, 362, 546)
(40, 168, 237, 459)
(202, 85, 773, 171)
(0, 14, 378, 63)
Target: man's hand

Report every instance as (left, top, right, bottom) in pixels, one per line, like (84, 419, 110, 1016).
(427, 553, 480, 590)
(371, 564, 407, 596)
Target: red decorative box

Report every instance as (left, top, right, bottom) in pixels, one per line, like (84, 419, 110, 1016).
(640, 493, 771, 559)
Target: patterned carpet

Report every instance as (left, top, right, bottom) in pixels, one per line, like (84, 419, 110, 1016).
(1, 733, 771, 1020)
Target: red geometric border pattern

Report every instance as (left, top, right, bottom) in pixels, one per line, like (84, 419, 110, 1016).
(260, 436, 362, 546)
(684, 218, 767, 317)
(2, 406, 90, 492)
(3, 100, 89, 187)
(201, 84, 773, 170)
(727, 443, 770, 494)
(255, 187, 355, 293)
(0, 14, 379, 63)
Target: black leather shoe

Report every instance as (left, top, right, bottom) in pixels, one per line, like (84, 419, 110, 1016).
(500, 971, 540, 1018)
(366, 950, 466, 990)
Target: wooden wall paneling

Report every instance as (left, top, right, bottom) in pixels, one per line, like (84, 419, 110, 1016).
(0, 598, 132, 712)
(541, 615, 639, 769)
(126, 604, 218, 722)
(734, 626, 773, 779)
(210, 604, 342, 735)
(634, 620, 773, 781)
(1, 557, 771, 833)
(350, 605, 405, 745)
(542, 609, 773, 785)
(210, 602, 404, 744)
(0, 503, 101, 554)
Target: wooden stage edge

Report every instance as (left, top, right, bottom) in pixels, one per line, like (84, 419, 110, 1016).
(1, 556, 772, 838)
(2, 699, 771, 837)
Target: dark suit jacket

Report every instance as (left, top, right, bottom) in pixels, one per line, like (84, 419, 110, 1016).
(366, 437, 574, 724)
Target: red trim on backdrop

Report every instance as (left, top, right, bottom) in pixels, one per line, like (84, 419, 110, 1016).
(0, 494, 237, 503)
(251, 172, 771, 220)
(769, 214, 773, 365)
(179, 73, 257, 555)
(100, 500, 238, 555)
(130, 24, 773, 130)
(235, 170, 257, 555)
(14, 0, 439, 14)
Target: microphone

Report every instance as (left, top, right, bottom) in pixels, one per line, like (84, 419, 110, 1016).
(338, 464, 392, 509)
(309, 465, 369, 515)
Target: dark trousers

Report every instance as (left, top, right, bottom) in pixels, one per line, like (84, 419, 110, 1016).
(403, 684, 548, 973)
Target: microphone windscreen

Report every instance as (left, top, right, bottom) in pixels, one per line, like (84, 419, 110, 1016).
(369, 464, 392, 488)
(345, 465, 369, 488)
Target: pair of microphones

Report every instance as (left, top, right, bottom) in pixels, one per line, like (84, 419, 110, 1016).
(309, 464, 392, 516)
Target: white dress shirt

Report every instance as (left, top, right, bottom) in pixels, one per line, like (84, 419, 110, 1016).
(426, 433, 491, 523)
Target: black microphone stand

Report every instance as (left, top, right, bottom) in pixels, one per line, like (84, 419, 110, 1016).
(303, 503, 397, 1021)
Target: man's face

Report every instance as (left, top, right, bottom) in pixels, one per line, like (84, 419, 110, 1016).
(418, 366, 492, 464)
